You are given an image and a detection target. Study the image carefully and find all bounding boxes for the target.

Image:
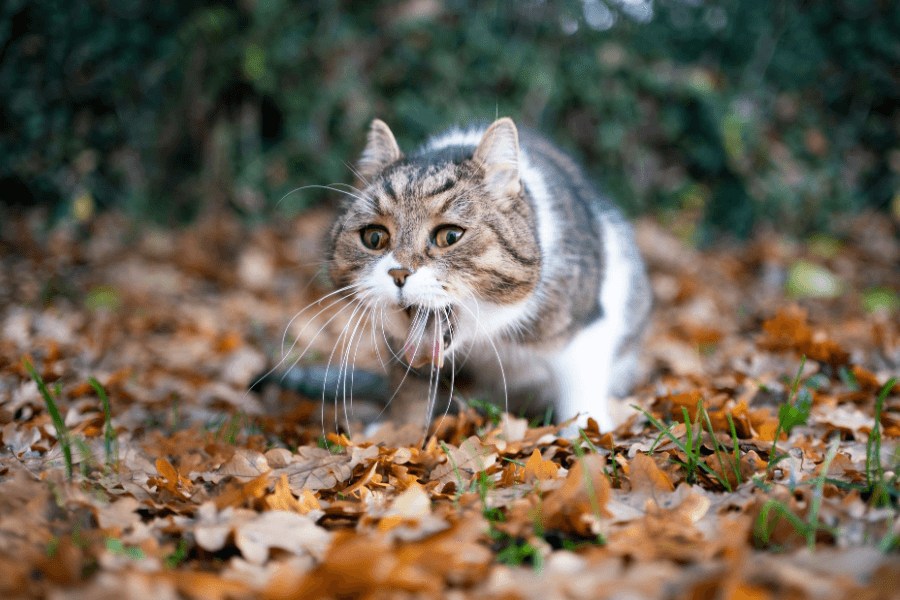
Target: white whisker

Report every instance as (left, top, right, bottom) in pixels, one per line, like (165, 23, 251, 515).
(281, 283, 363, 358)
(330, 298, 370, 433)
(316, 297, 366, 437)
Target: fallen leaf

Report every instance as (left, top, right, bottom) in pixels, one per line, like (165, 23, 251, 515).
(523, 448, 559, 482)
(630, 452, 675, 495)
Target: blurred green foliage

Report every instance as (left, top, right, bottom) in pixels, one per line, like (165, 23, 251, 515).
(2, 0, 899, 238)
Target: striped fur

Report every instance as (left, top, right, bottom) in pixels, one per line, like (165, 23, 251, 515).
(326, 118, 651, 432)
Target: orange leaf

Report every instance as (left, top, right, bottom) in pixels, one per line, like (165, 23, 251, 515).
(377, 515, 404, 532)
(523, 448, 559, 482)
(540, 454, 611, 536)
(153, 458, 191, 498)
(760, 305, 849, 367)
(214, 473, 269, 509)
(630, 453, 675, 494)
(668, 390, 704, 421)
(265, 474, 306, 513)
(343, 461, 378, 496)
(499, 462, 523, 487)
(326, 432, 353, 447)
(297, 489, 322, 514)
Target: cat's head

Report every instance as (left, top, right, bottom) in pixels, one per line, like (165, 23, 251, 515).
(327, 118, 542, 367)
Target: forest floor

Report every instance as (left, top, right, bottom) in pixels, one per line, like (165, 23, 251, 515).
(1, 209, 899, 600)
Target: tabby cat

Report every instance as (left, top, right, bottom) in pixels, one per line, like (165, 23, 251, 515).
(325, 117, 650, 432)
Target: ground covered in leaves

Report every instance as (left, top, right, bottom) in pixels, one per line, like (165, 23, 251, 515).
(1, 209, 900, 600)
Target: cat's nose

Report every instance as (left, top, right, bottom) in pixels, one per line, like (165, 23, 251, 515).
(388, 268, 412, 287)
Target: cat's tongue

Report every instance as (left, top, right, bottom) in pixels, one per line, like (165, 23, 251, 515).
(403, 311, 445, 369)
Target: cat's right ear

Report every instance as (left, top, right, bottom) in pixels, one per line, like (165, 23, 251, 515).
(473, 117, 521, 199)
(358, 119, 402, 181)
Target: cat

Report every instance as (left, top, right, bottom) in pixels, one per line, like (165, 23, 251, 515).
(324, 117, 651, 433)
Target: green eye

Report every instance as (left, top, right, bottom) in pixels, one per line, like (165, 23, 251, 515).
(360, 226, 389, 250)
(434, 226, 464, 248)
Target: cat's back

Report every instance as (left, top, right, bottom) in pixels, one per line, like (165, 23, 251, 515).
(516, 127, 623, 222)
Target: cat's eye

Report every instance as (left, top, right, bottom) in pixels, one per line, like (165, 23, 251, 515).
(360, 226, 390, 250)
(434, 225, 465, 248)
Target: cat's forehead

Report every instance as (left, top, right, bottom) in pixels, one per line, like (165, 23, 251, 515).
(354, 156, 477, 221)
(378, 160, 461, 198)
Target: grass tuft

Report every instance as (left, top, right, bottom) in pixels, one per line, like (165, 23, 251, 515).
(866, 378, 899, 507)
(754, 440, 840, 551)
(766, 356, 811, 474)
(636, 402, 733, 490)
(24, 359, 73, 479)
(701, 404, 740, 490)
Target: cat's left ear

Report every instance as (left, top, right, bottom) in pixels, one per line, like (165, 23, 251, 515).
(473, 117, 521, 199)
(358, 119, 402, 180)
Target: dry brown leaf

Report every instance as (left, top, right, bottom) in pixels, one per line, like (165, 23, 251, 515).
(342, 460, 379, 496)
(279, 447, 358, 492)
(629, 452, 676, 495)
(373, 484, 450, 542)
(214, 473, 269, 509)
(523, 448, 559, 482)
(264, 473, 316, 513)
(540, 453, 611, 537)
(606, 486, 716, 562)
(431, 435, 498, 487)
(219, 448, 271, 478)
(150, 457, 192, 499)
(91, 496, 143, 533)
(760, 305, 850, 367)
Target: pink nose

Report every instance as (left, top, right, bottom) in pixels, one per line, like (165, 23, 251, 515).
(388, 268, 412, 287)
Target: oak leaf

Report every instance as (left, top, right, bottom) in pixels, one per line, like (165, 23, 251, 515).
(524, 448, 559, 482)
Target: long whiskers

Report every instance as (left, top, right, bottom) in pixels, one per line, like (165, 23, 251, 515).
(245, 286, 363, 408)
(319, 296, 369, 437)
(280, 283, 364, 358)
(337, 297, 375, 432)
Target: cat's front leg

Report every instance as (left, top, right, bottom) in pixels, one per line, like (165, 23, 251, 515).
(550, 317, 617, 434)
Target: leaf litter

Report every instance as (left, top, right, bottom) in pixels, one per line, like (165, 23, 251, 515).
(1, 211, 899, 599)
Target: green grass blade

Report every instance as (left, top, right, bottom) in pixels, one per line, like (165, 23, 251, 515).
(578, 429, 600, 454)
(726, 413, 742, 484)
(636, 405, 731, 489)
(648, 426, 671, 454)
(680, 407, 697, 482)
(440, 441, 465, 504)
(635, 406, 689, 455)
(702, 407, 733, 492)
(89, 377, 118, 469)
(869, 378, 897, 489)
(24, 359, 73, 479)
(767, 355, 807, 473)
(73, 437, 93, 478)
(754, 499, 810, 549)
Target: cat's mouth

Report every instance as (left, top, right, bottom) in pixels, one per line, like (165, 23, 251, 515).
(401, 306, 453, 369)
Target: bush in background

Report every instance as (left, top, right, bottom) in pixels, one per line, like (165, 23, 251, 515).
(2, 0, 898, 240)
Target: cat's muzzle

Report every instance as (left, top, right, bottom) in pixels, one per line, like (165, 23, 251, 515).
(401, 307, 453, 369)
